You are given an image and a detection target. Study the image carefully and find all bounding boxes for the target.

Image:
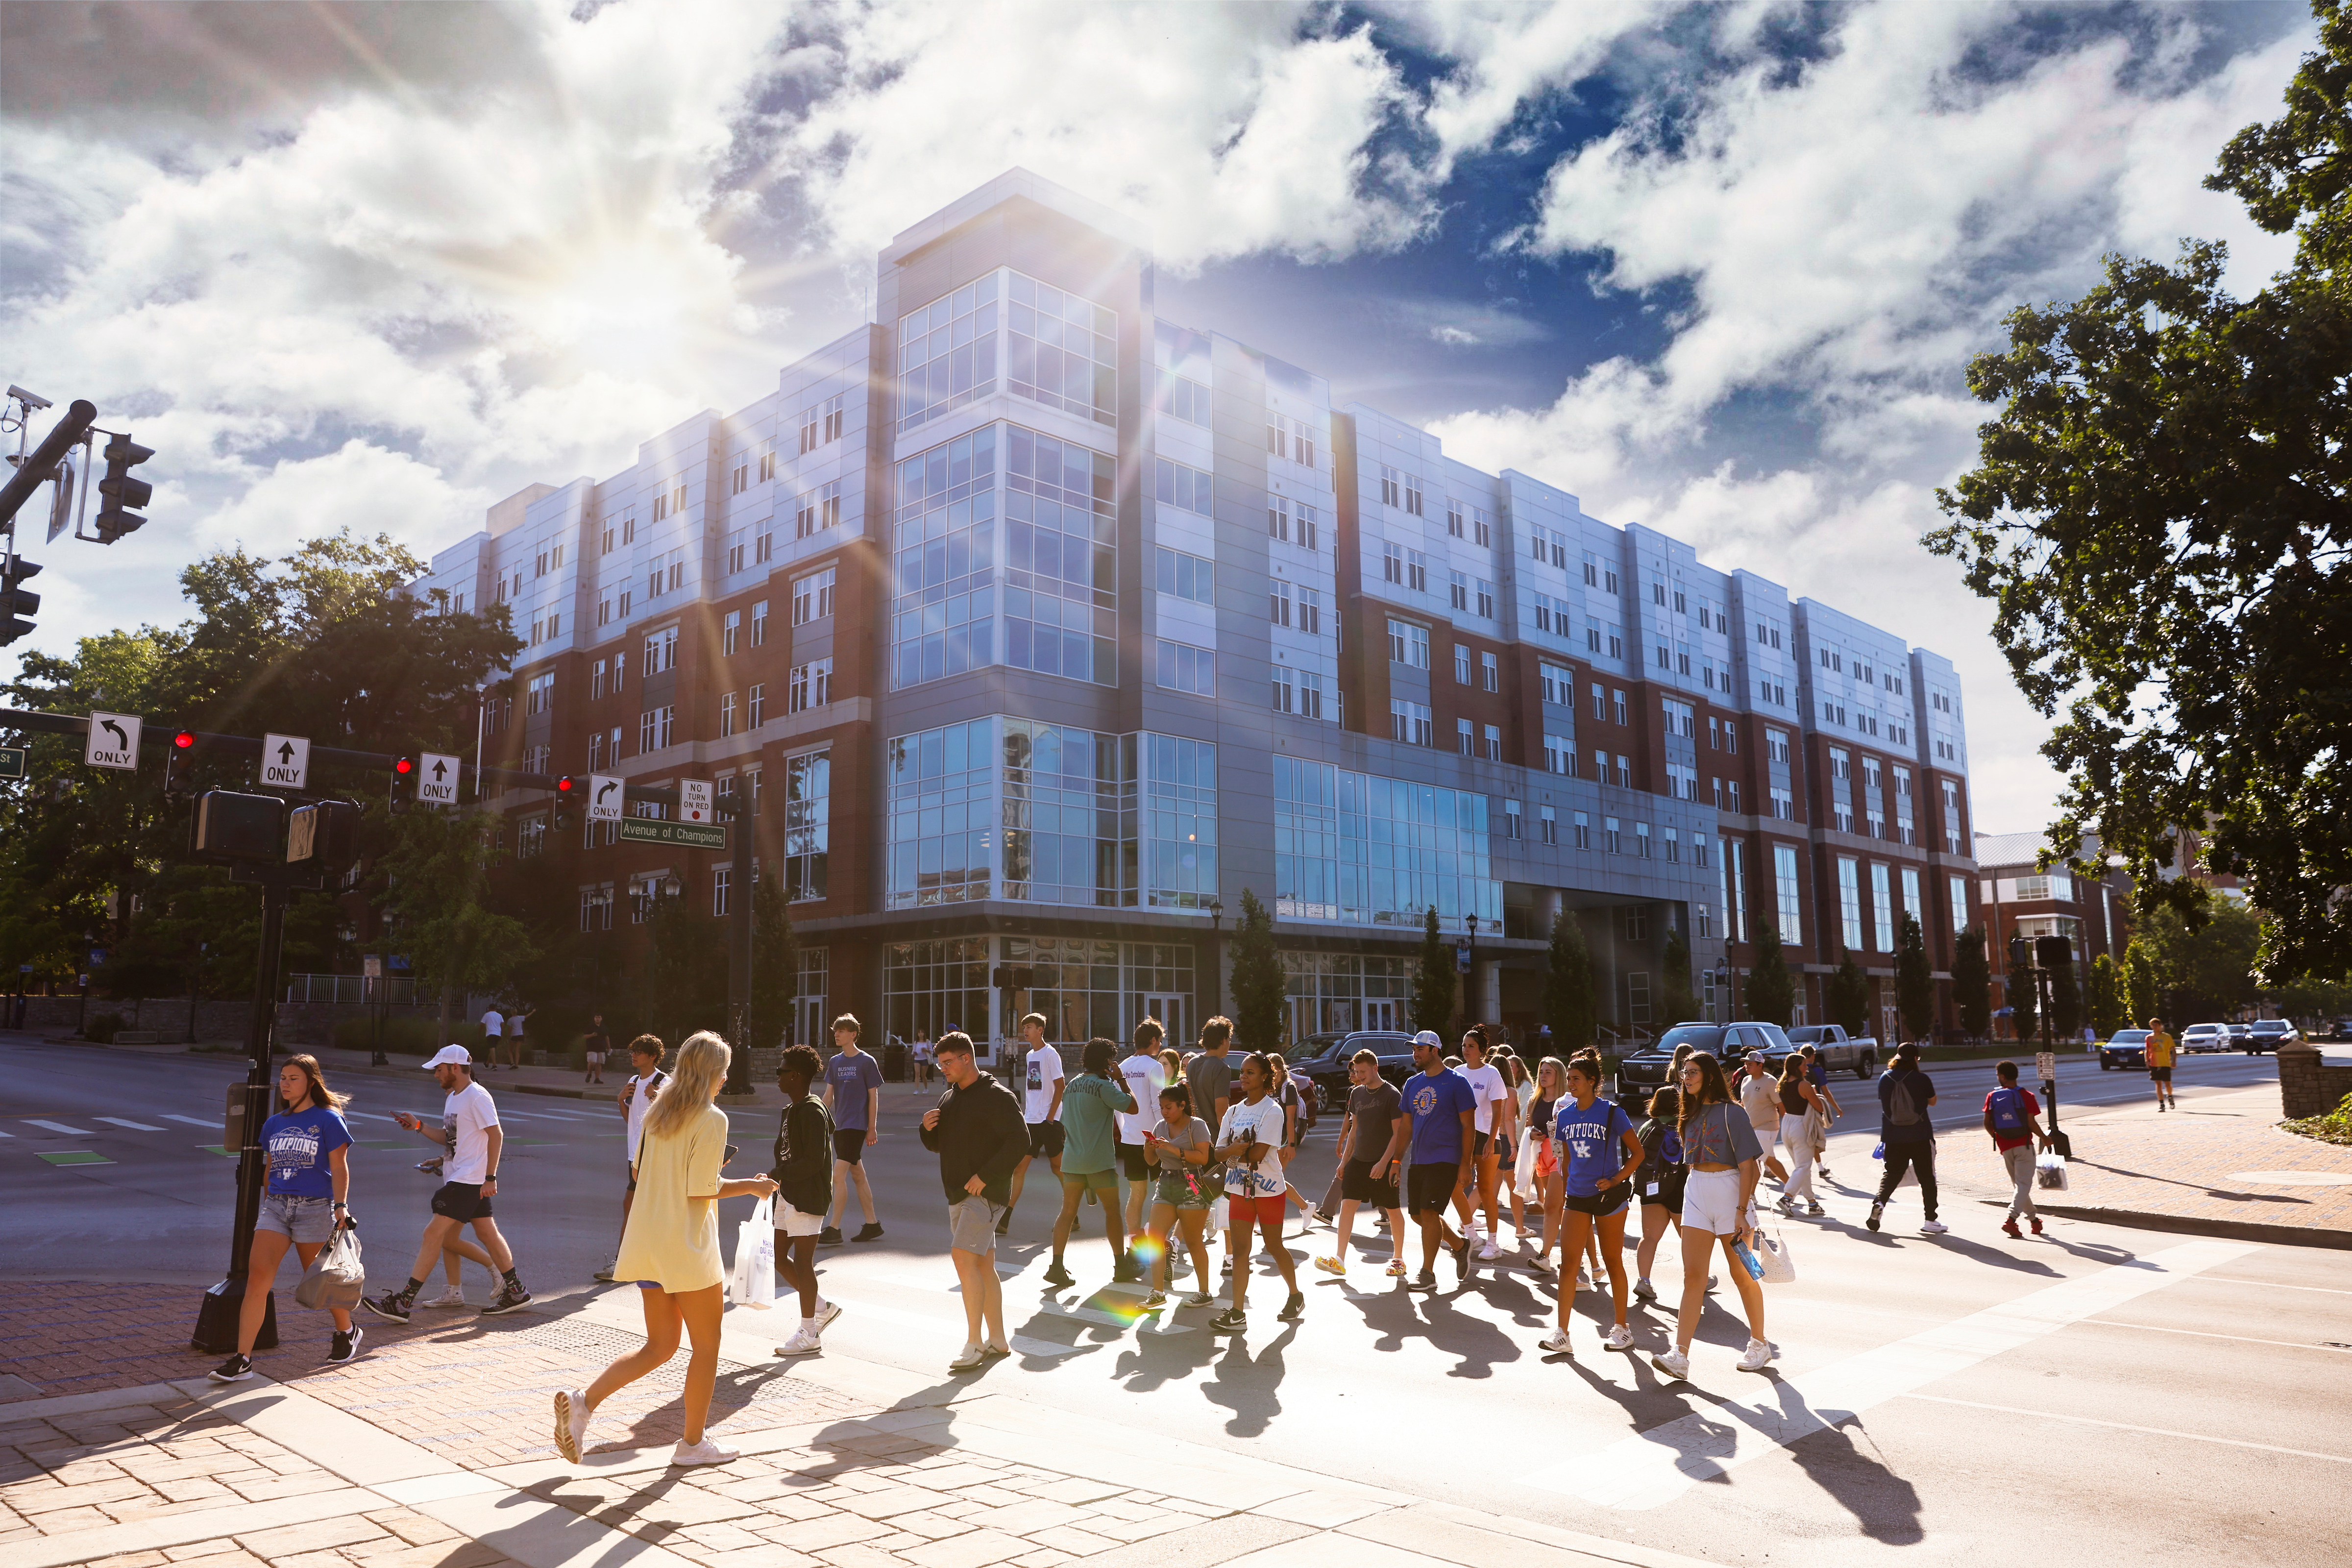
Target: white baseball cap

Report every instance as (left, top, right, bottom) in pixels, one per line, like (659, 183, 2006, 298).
(1414, 1029, 1443, 1049)
(423, 1045, 472, 1069)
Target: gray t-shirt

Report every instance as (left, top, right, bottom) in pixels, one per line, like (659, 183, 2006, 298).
(1346, 1080, 1402, 1164)
(1148, 1114, 1210, 1171)
(1185, 1054, 1234, 1125)
(1684, 1101, 1765, 1167)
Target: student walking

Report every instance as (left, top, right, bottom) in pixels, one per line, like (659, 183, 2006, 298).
(478, 1003, 503, 1069)
(2145, 1017, 2178, 1111)
(1631, 1085, 1686, 1302)
(1184, 1019, 1237, 1268)
(1455, 1030, 1513, 1258)
(1045, 1038, 1139, 1288)
(1401, 1030, 1478, 1289)
(820, 1014, 885, 1245)
(1314, 1049, 1408, 1279)
(1209, 1052, 1302, 1331)
(1520, 1057, 1564, 1270)
(1772, 1057, 1828, 1217)
(1267, 1054, 1318, 1230)
(1652, 1052, 1774, 1379)
(1984, 1060, 2051, 1238)
(363, 1046, 530, 1323)
(1004, 1013, 1066, 1235)
(1868, 1046, 1945, 1235)
(1738, 1052, 1788, 1187)
(209, 1055, 362, 1382)
(1140, 1082, 1216, 1307)
(596, 1036, 668, 1282)
(553, 1032, 778, 1469)
(919, 1031, 1030, 1371)
(583, 1014, 611, 1085)
(771, 1044, 839, 1356)
(1117, 1022, 1169, 1251)
(1799, 1044, 1840, 1180)
(1539, 1056, 1644, 1356)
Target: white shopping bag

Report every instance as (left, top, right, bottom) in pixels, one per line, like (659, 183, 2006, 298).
(730, 1197, 775, 1308)
(2035, 1152, 2071, 1192)
(1757, 1226, 1796, 1285)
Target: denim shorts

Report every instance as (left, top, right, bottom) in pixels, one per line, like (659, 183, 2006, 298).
(257, 1193, 337, 1244)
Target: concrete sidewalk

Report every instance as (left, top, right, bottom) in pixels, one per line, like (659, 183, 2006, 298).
(0, 1285, 1719, 1568)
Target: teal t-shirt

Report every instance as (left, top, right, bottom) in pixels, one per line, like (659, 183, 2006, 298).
(1059, 1073, 1135, 1175)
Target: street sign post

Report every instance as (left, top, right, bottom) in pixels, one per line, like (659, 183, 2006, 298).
(680, 779, 713, 823)
(260, 733, 310, 789)
(416, 752, 460, 805)
(2034, 1050, 2056, 1081)
(587, 773, 624, 822)
(85, 710, 141, 769)
(618, 818, 727, 850)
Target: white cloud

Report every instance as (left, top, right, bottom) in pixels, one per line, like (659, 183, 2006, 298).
(195, 440, 496, 559)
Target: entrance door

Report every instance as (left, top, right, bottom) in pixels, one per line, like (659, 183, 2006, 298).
(1145, 994, 1185, 1050)
(1364, 999, 1399, 1032)
(791, 994, 826, 1050)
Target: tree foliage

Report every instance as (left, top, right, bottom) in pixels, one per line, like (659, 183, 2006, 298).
(1896, 913, 1935, 1041)
(1543, 912, 1597, 1052)
(1659, 923, 1698, 1027)
(2088, 953, 2129, 1036)
(2051, 961, 2083, 1041)
(1411, 905, 1457, 1037)
(379, 806, 536, 1039)
(1928, 7, 2352, 980)
(2125, 940, 2162, 1028)
(1826, 949, 1871, 1037)
(2135, 897, 2264, 1022)
(1228, 888, 1288, 1054)
(1954, 926, 1993, 1040)
(1746, 921, 1795, 1028)
(747, 872, 801, 1051)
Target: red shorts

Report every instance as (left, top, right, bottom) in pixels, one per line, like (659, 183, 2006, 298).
(1225, 1194, 1287, 1228)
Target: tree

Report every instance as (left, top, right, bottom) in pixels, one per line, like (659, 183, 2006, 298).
(1411, 906, 1457, 1037)
(2012, 959, 2042, 1044)
(1928, 11, 2352, 981)
(1826, 950, 1870, 1036)
(2125, 940, 2161, 1029)
(2087, 953, 2129, 1036)
(2051, 961, 2083, 1041)
(1228, 889, 1288, 1054)
(1896, 913, 1935, 1042)
(1954, 926, 1992, 1040)
(642, 888, 725, 1047)
(747, 873, 800, 1050)
(1658, 923, 1698, 1027)
(381, 806, 536, 1040)
(2136, 898, 2264, 1022)
(1747, 921, 1795, 1028)
(1543, 912, 1597, 1052)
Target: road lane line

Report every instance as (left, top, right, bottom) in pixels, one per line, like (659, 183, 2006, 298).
(1524, 1237, 2257, 1510)
(1901, 1393, 2352, 1463)
(2077, 1318, 2352, 1352)
(25, 1120, 93, 1136)
(97, 1117, 165, 1131)
(2200, 1275, 2352, 1296)
(161, 1114, 218, 1127)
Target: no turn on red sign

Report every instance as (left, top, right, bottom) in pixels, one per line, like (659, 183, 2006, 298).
(680, 779, 712, 823)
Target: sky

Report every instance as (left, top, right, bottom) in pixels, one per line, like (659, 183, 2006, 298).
(0, 0, 2318, 837)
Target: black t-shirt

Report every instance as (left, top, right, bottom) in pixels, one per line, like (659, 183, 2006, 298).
(1879, 1069, 1937, 1142)
(585, 1031, 612, 1055)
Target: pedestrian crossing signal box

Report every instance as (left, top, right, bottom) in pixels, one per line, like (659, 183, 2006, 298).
(286, 800, 361, 871)
(192, 790, 285, 863)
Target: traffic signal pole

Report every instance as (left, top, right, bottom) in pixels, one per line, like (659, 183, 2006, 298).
(723, 790, 754, 1096)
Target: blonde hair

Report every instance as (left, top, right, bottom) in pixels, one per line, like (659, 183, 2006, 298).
(643, 1031, 728, 1142)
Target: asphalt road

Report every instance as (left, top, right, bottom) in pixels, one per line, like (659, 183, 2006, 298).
(5, 1036, 2344, 1568)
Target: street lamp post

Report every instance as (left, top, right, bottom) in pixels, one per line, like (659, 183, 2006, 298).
(1464, 913, 1479, 1031)
(1206, 899, 1225, 1018)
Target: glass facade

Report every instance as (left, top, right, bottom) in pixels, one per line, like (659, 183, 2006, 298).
(1003, 718, 1127, 907)
(886, 717, 996, 908)
(882, 937, 991, 1048)
(892, 424, 997, 688)
(1273, 756, 1500, 927)
(1279, 950, 1414, 1039)
(782, 748, 829, 902)
(1004, 424, 1116, 685)
(1142, 734, 1217, 909)
(898, 267, 1116, 436)
(898, 274, 999, 432)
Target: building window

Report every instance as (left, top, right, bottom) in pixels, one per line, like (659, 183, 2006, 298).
(637, 705, 674, 754)
(1450, 569, 1469, 612)
(1636, 822, 1652, 858)
(1544, 734, 1572, 774)
(1873, 862, 1896, 952)
(747, 683, 765, 728)
(1483, 724, 1501, 761)
(1504, 799, 1522, 838)
(712, 866, 732, 918)
(720, 691, 738, 738)
(1454, 644, 1471, 685)
(1605, 816, 1622, 854)
(1272, 578, 1294, 627)
(791, 569, 834, 625)
(1297, 669, 1325, 720)
(1155, 638, 1215, 695)
(1164, 370, 1211, 425)
(1296, 586, 1322, 636)
(526, 673, 554, 715)
(1481, 652, 1499, 691)
(1383, 540, 1404, 584)
(1573, 811, 1591, 850)
(784, 748, 830, 902)
(1775, 844, 1803, 944)
(1156, 457, 1213, 515)
(1540, 805, 1557, 844)
(1839, 857, 1863, 951)
(1387, 618, 1430, 670)
(722, 610, 740, 657)
(1380, 465, 1402, 507)
(1389, 699, 1433, 746)
(1158, 546, 1215, 605)
(1457, 718, 1474, 756)
(788, 658, 833, 712)
(758, 441, 776, 484)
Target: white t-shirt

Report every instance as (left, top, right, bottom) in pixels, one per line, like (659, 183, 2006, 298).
(442, 1081, 500, 1184)
(1116, 1053, 1166, 1144)
(625, 1070, 665, 1163)
(479, 1009, 502, 1041)
(1218, 1097, 1289, 1197)
(1023, 1044, 1065, 1123)
(1459, 1063, 1508, 1135)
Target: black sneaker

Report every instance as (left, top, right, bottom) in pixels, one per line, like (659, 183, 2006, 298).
(207, 1353, 254, 1383)
(360, 1292, 413, 1324)
(1111, 1258, 1142, 1285)
(1208, 1308, 1247, 1333)
(1412, 1269, 1438, 1291)
(1276, 1291, 1304, 1322)
(326, 1326, 365, 1365)
(1042, 1263, 1076, 1289)
(479, 1282, 532, 1316)
(1866, 1204, 1884, 1233)
(852, 1223, 884, 1243)
(819, 1226, 844, 1245)
(1451, 1239, 1472, 1281)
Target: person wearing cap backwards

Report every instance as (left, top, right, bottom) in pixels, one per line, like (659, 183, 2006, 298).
(362, 1045, 532, 1322)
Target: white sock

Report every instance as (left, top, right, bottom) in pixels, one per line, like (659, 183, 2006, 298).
(798, 1317, 815, 1333)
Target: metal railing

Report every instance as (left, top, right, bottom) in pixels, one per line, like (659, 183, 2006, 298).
(283, 974, 421, 1006)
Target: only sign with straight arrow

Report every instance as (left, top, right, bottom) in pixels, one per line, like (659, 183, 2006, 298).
(261, 733, 310, 789)
(587, 773, 624, 822)
(416, 752, 460, 806)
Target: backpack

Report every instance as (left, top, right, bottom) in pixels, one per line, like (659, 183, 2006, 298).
(1988, 1086, 2027, 1134)
(1886, 1072, 1923, 1128)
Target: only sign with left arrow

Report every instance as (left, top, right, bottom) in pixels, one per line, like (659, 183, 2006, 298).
(261, 733, 310, 789)
(85, 711, 142, 771)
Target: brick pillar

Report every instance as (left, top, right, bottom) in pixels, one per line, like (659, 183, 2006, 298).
(2277, 1040, 2326, 1118)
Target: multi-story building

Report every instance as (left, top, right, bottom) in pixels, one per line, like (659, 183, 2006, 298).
(1973, 832, 2130, 1038)
(412, 171, 1981, 1054)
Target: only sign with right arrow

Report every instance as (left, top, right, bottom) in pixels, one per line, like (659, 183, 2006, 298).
(587, 773, 624, 822)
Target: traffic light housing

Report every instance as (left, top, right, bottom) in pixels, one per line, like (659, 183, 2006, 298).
(93, 434, 154, 543)
(2035, 934, 2074, 969)
(192, 790, 285, 863)
(388, 755, 415, 811)
(0, 555, 39, 646)
(163, 728, 197, 793)
(2009, 935, 2033, 975)
(553, 774, 578, 829)
(287, 801, 362, 872)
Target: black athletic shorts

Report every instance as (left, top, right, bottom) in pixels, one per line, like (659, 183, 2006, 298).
(1472, 1130, 1492, 1161)
(1342, 1157, 1399, 1209)
(1119, 1141, 1149, 1181)
(2149, 1066, 2173, 1083)
(833, 1127, 867, 1165)
(1564, 1180, 1633, 1218)
(1027, 1121, 1065, 1159)
(430, 1181, 492, 1222)
(1406, 1161, 1461, 1217)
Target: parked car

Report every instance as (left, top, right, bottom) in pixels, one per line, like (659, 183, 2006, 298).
(2180, 1023, 2232, 1054)
(1617, 1021, 1795, 1098)
(1282, 1029, 1418, 1110)
(2226, 1023, 2254, 1047)
(2244, 1020, 2300, 1054)
(1782, 1023, 1880, 1078)
(2099, 1028, 2152, 1070)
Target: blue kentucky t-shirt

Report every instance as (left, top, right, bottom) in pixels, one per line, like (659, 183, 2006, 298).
(1403, 1069, 1476, 1165)
(261, 1105, 352, 1198)
(1551, 1097, 1634, 1197)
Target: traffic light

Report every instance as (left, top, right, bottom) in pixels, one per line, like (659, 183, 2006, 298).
(2009, 935, 2033, 974)
(93, 434, 154, 543)
(163, 728, 197, 793)
(553, 774, 578, 829)
(389, 755, 415, 811)
(0, 555, 39, 646)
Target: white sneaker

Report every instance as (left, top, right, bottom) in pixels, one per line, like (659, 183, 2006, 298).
(814, 1300, 843, 1331)
(1576, 1268, 1592, 1289)
(1651, 1347, 1690, 1380)
(669, 1439, 738, 1467)
(1920, 1220, 1950, 1235)
(1298, 1202, 1319, 1230)
(1478, 1240, 1499, 1261)
(1737, 1338, 1776, 1372)
(420, 1286, 469, 1308)
(1538, 1327, 1574, 1354)
(948, 1342, 987, 1372)
(553, 1389, 589, 1463)
(1603, 1323, 1635, 1352)
(775, 1329, 822, 1358)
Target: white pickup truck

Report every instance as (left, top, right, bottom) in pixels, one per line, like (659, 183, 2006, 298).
(1781, 1024, 1880, 1078)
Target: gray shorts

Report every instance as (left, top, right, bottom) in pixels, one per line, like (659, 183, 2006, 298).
(257, 1192, 337, 1243)
(948, 1195, 1004, 1254)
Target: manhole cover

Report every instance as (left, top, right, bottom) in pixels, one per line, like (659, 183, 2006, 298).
(2228, 1170, 2352, 1187)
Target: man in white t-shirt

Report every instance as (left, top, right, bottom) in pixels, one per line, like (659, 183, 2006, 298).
(1454, 1030, 1515, 1259)
(1003, 1012, 1065, 1237)
(593, 1035, 668, 1281)
(363, 1045, 531, 1323)
(479, 1005, 503, 1071)
(1117, 1019, 1169, 1246)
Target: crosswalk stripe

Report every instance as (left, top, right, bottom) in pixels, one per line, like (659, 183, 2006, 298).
(97, 1117, 165, 1131)
(162, 1114, 218, 1127)
(1037, 1298, 1196, 1334)
(808, 1294, 1091, 1360)
(26, 1120, 93, 1136)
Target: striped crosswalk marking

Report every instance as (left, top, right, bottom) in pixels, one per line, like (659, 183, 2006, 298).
(162, 1115, 218, 1127)
(26, 1120, 93, 1136)
(97, 1117, 166, 1131)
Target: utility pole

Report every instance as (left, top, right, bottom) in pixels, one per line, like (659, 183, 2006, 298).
(722, 787, 754, 1096)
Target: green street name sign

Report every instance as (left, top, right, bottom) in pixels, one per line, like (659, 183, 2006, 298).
(618, 818, 728, 850)
(0, 747, 24, 780)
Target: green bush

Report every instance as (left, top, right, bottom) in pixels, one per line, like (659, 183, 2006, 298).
(84, 1012, 126, 1043)
(330, 1016, 487, 1058)
(2283, 1091, 2352, 1147)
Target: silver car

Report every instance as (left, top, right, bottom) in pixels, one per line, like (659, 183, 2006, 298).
(2180, 1023, 2230, 1054)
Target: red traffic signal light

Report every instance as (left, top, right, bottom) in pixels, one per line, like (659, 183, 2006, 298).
(172, 730, 196, 749)
(555, 775, 577, 795)
(392, 756, 415, 777)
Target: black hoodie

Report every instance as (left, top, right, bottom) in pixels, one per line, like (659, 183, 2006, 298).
(917, 1068, 1029, 1204)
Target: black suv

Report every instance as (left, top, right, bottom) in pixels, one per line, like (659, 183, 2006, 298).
(1616, 1021, 1797, 1099)
(1283, 1030, 1419, 1111)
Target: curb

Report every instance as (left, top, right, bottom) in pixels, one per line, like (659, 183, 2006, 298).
(1976, 1198, 2352, 1250)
